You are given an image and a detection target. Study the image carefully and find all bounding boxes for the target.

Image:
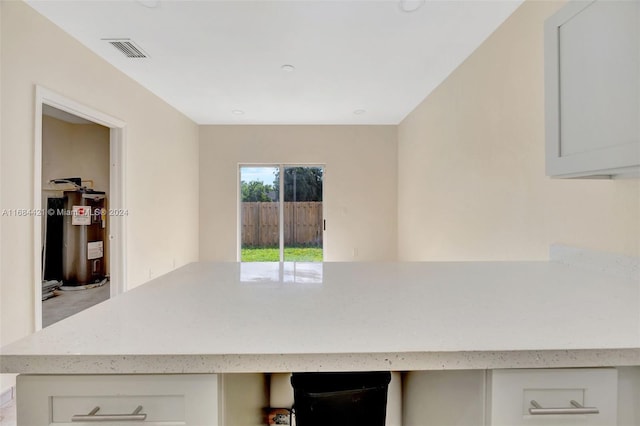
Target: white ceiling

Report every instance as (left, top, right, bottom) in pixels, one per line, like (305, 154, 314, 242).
(27, 0, 523, 125)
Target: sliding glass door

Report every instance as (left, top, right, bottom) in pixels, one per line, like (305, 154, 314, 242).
(240, 165, 323, 262)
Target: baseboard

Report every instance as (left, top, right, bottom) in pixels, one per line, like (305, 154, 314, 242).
(0, 386, 14, 407)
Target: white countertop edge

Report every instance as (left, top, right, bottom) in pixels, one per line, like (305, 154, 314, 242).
(3, 349, 639, 374)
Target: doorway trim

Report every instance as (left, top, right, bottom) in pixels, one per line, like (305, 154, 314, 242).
(33, 86, 127, 331)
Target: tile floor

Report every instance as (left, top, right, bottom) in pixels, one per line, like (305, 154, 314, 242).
(42, 281, 110, 327)
(0, 398, 16, 426)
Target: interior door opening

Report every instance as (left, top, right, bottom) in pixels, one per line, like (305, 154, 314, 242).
(240, 165, 324, 262)
(34, 86, 126, 331)
(40, 106, 111, 327)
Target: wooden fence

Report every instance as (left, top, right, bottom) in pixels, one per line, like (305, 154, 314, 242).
(241, 202, 323, 247)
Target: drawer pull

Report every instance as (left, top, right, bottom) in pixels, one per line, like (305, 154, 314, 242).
(529, 400, 599, 415)
(71, 405, 147, 422)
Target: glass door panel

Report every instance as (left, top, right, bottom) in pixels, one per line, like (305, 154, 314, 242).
(240, 166, 279, 262)
(283, 166, 323, 262)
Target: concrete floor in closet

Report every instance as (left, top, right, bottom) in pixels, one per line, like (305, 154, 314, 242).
(43, 281, 110, 327)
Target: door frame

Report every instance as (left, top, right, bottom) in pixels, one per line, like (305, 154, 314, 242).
(33, 86, 127, 331)
(237, 163, 325, 262)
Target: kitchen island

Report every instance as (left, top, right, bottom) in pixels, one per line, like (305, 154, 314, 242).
(2, 260, 639, 373)
(2, 260, 639, 425)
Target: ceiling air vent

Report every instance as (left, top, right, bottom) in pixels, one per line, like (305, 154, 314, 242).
(104, 39, 148, 58)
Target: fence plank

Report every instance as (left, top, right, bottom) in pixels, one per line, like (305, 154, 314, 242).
(241, 202, 322, 247)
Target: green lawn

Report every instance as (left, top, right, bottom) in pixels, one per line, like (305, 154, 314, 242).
(241, 247, 323, 262)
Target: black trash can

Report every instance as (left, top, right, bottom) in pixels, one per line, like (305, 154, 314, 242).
(291, 371, 392, 426)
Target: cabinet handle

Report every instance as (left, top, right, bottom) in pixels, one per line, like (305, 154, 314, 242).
(71, 405, 147, 422)
(529, 400, 599, 415)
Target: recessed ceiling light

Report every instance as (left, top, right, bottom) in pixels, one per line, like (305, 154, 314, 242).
(232, 110, 244, 115)
(353, 109, 366, 115)
(398, 0, 425, 13)
(281, 64, 296, 72)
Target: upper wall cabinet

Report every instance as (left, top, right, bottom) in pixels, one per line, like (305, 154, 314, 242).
(545, 0, 640, 178)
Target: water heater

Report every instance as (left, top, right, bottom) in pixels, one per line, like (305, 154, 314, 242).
(62, 190, 106, 285)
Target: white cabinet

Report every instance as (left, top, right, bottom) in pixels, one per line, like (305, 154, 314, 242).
(545, 0, 640, 178)
(403, 368, 637, 426)
(16, 374, 220, 426)
(487, 368, 618, 426)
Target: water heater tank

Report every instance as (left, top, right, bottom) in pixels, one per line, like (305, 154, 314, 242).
(62, 190, 106, 285)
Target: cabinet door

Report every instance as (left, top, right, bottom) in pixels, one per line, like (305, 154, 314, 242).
(545, 0, 640, 177)
(16, 374, 219, 426)
(487, 368, 617, 426)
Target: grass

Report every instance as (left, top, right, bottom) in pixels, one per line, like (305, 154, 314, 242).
(241, 247, 323, 262)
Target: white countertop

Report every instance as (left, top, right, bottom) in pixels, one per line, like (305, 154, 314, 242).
(1, 261, 639, 373)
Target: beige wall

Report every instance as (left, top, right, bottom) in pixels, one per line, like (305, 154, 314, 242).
(0, 0, 199, 358)
(222, 374, 268, 426)
(42, 116, 110, 198)
(403, 370, 486, 426)
(199, 125, 397, 262)
(397, 0, 640, 261)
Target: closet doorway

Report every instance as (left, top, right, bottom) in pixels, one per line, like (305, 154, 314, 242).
(33, 87, 126, 330)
